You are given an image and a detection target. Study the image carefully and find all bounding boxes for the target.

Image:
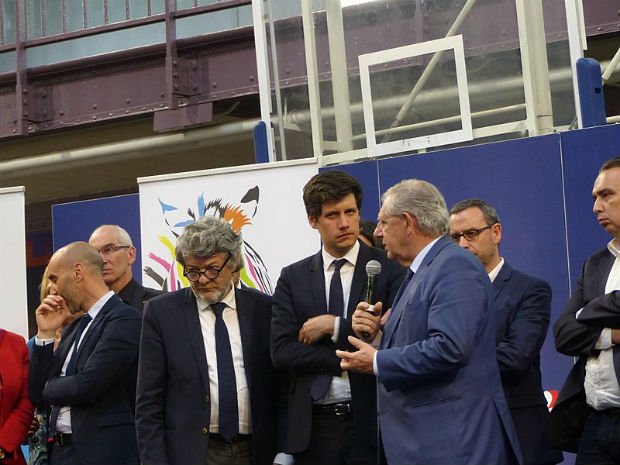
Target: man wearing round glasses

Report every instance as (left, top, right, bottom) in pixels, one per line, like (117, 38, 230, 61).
(135, 216, 284, 465)
(89, 225, 161, 312)
(449, 198, 562, 465)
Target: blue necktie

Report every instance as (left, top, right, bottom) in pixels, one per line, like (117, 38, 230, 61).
(311, 259, 347, 401)
(212, 302, 238, 441)
(48, 313, 92, 440)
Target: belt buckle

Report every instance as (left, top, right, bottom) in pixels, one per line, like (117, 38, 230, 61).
(334, 403, 350, 416)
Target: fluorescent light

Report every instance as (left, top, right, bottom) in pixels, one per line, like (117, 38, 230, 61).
(340, 0, 377, 7)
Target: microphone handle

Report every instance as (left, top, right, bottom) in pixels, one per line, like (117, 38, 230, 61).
(361, 275, 377, 340)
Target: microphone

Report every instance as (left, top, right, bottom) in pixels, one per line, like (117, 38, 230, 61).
(362, 260, 382, 340)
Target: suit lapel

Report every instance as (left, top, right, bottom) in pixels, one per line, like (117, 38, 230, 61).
(492, 261, 512, 299)
(235, 288, 254, 393)
(182, 288, 212, 393)
(596, 252, 615, 295)
(348, 241, 369, 315)
(310, 251, 327, 313)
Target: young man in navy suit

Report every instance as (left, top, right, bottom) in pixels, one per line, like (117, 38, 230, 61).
(136, 216, 284, 465)
(271, 171, 404, 465)
(30, 242, 141, 465)
(450, 198, 562, 465)
(554, 157, 620, 463)
(338, 179, 521, 465)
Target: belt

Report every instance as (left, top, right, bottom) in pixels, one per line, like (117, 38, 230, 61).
(49, 433, 72, 447)
(209, 433, 251, 444)
(313, 401, 352, 416)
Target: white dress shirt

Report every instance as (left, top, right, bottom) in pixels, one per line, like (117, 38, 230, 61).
(195, 287, 252, 434)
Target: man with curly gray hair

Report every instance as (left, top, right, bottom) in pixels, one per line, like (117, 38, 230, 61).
(136, 216, 285, 465)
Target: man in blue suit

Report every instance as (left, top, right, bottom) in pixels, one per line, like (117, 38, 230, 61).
(449, 198, 562, 465)
(338, 179, 521, 465)
(271, 171, 404, 465)
(29, 242, 141, 465)
(136, 216, 285, 465)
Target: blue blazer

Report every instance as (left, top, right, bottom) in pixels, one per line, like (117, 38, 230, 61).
(377, 236, 522, 465)
(271, 241, 404, 454)
(29, 294, 142, 465)
(136, 287, 284, 465)
(493, 262, 562, 465)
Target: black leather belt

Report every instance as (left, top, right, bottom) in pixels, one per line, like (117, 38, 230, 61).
(209, 433, 251, 444)
(313, 401, 352, 416)
(50, 433, 72, 447)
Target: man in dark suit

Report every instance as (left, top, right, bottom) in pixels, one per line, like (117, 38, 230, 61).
(553, 157, 620, 463)
(449, 198, 562, 465)
(338, 179, 521, 465)
(136, 216, 284, 465)
(271, 171, 404, 465)
(89, 224, 161, 312)
(29, 242, 141, 465)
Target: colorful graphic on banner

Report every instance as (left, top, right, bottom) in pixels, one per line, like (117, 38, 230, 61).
(139, 160, 319, 295)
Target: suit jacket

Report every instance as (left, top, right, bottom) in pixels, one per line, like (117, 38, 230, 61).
(0, 330, 34, 465)
(29, 295, 142, 465)
(493, 263, 562, 465)
(377, 236, 522, 465)
(271, 241, 405, 454)
(136, 287, 283, 465)
(118, 278, 163, 313)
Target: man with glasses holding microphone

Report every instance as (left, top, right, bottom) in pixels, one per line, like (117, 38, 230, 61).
(89, 225, 161, 312)
(135, 216, 285, 465)
(449, 198, 562, 465)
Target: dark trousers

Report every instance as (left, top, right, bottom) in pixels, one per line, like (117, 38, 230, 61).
(294, 408, 376, 465)
(206, 435, 252, 465)
(576, 409, 620, 465)
(50, 441, 81, 465)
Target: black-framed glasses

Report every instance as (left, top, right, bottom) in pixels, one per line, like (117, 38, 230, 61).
(98, 244, 131, 257)
(183, 254, 231, 282)
(450, 225, 493, 243)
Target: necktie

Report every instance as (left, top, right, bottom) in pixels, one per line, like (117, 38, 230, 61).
(212, 302, 238, 441)
(48, 313, 93, 440)
(311, 259, 348, 401)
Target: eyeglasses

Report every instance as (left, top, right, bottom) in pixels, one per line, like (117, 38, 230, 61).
(450, 225, 493, 243)
(183, 254, 231, 282)
(98, 245, 131, 257)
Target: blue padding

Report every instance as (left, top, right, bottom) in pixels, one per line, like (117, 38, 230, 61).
(577, 57, 606, 128)
(253, 121, 270, 164)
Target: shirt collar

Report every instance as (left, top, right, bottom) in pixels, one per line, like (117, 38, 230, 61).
(488, 257, 505, 283)
(608, 239, 620, 258)
(410, 236, 442, 274)
(322, 240, 360, 272)
(88, 290, 115, 320)
(195, 285, 237, 312)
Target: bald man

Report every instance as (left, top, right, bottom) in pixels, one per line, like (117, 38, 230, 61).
(29, 242, 141, 465)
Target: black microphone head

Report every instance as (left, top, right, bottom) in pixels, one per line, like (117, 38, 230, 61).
(366, 260, 382, 277)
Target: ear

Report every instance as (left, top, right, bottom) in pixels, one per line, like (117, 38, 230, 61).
(308, 214, 318, 230)
(402, 212, 416, 233)
(127, 246, 137, 265)
(73, 263, 85, 283)
(491, 223, 502, 245)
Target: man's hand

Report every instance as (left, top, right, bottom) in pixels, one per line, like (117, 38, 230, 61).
(352, 301, 382, 340)
(612, 329, 620, 345)
(298, 314, 336, 345)
(336, 336, 377, 374)
(36, 295, 69, 339)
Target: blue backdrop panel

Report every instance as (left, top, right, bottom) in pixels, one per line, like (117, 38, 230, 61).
(52, 193, 143, 282)
(561, 124, 620, 287)
(364, 135, 572, 394)
(321, 159, 381, 222)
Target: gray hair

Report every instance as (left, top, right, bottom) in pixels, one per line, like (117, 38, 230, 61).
(382, 179, 449, 236)
(92, 224, 133, 246)
(175, 216, 243, 269)
(450, 198, 501, 225)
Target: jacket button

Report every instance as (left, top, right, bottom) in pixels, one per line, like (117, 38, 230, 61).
(205, 395, 210, 402)
(201, 427, 209, 435)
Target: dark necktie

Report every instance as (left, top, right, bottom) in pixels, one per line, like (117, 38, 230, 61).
(48, 313, 93, 440)
(212, 302, 239, 441)
(311, 259, 348, 401)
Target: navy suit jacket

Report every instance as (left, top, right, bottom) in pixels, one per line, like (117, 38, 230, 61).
(118, 278, 163, 313)
(136, 287, 283, 465)
(271, 241, 404, 454)
(29, 294, 141, 465)
(377, 236, 522, 465)
(493, 262, 562, 464)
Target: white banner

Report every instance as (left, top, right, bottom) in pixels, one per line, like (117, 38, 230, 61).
(138, 160, 320, 294)
(0, 187, 28, 338)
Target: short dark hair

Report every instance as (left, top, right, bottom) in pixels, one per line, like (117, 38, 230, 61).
(600, 157, 620, 172)
(303, 171, 363, 219)
(359, 220, 380, 248)
(450, 198, 501, 225)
